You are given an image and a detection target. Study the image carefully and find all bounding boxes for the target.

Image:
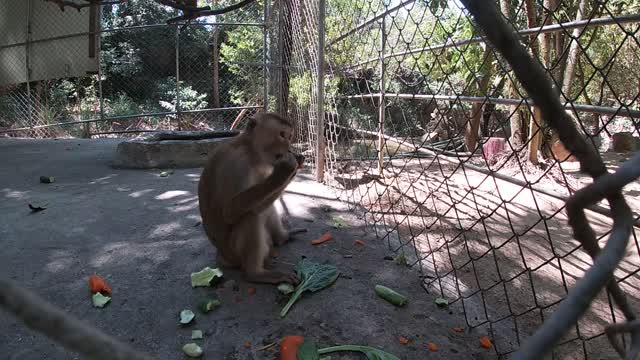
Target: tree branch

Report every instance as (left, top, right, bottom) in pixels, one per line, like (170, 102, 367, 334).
(165, 0, 258, 24)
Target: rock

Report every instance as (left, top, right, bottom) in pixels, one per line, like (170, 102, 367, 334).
(612, 132, 636, 153)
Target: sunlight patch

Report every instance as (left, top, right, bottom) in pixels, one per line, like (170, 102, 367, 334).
(150, 221, 182, 237)
(156, 190, 191, 200)
(129, 189, 154, 198)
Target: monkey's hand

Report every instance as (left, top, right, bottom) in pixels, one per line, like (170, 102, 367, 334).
(293, 152, 305, 169)
(275, 152, 299, 175)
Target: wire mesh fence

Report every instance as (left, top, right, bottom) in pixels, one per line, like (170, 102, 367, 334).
(286, 0, 640, 358)
(0, 0, 269, 138)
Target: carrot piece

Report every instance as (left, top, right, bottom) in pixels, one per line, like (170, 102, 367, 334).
(399, 336, 409, 345)
(427, 343, 438, 352)
(452, 327, 464, 333)
(355, 239, 365, 246)
(311, 232, 333, 245)
(479, 336, 493, 349)
(248, 287, 256, 295)
(244, 340, 252, 348)
(280, 335, 304, 360)
(88, 275, 112, 296)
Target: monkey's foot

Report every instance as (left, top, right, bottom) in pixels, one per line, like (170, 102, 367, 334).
(244, 271, 300, 285)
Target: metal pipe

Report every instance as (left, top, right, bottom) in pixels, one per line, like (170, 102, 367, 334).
(262, 0, 269, 110)
(25, 0, 32, 132)
(336, 93, 640, 118)
(337, 13, 640, 71)
(316, 0, 326, 182)
(0, 106, 264, 134)
(326, 0, 416, 47)
(175, 26, 181, 130)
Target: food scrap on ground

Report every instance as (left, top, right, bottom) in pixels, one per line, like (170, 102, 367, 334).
(179, 309, 195, 325)
(311, 232, 333, 245)
(427, 342, 438, 352)
(354, 239, 365, 246)
(190, 266, 223, 287)
(374, 285, 408, 307)
(280, 259, 339, 318)
(331, 216, 347, 229)
(244, 340, 252, 348)
(199, 298, 221, 313)
(280, 335, 305, 360)
(182, 343, 203, 358)
(452, 327, 464, 333)
(88, 274, 112, 296)
(434, 297, 449, 307)
(191, 330, 203, 340)
(479, 336, 493, 349)
(398, 336, 409, 345)
(278, 283, 295, 295)
(39, 176, 55, 183)
(91, 292, 111, 308)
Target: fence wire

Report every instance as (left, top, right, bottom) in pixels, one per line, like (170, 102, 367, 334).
(298, 0, 640, 358)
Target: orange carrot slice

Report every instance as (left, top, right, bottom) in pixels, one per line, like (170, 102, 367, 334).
(244, 340, 252, 348)
(88, 275, 112, 296)
(311, 232, 333, 245)
(427, 342, 438, 352)
(452, 327, 464, 333)
(280, 336, 304, 360)
(355, 239, 365, 246)
(399, 336, 409, 345)
(480, 336, 493, 349)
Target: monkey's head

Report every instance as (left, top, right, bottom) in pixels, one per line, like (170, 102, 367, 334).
(246, 113, 296, 163)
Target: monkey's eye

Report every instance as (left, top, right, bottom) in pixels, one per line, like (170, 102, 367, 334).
(280, 131, 286, 138)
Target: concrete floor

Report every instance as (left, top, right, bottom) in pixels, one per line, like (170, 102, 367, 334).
(0, 138, 492, 360)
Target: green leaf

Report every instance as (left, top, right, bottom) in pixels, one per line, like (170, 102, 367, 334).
(297, 341, 321, 360)
(91, 293, 111, 308)
(434, 297, 449, 307)
(182, 343, 203, 358)
(191, 330, 203, 340)
(180, 309, 195, 324)
(280, 259, 339, 318)
(191, 267, 223, 287)
(277, 283, 295, 295)
(318, 345, 399, 360)
(331, 216, 348, 228)
(199, 298, 221, 313)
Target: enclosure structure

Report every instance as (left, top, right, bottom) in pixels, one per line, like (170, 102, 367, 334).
(1, 0, 640, 358)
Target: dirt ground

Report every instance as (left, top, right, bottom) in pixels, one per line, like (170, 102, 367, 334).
(330, 154, 640, 359)
(0, 138, 494, 360)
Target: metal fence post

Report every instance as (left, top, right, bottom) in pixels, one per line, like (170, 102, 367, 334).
(377, 17, 386, 176)
(263, 0, 269, 111)
(315, 0, 326, 182)
(26, 0, 33, 133)
(175, 26, 181, 131)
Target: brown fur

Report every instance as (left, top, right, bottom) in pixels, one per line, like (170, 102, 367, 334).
(197, 112, 303, 284)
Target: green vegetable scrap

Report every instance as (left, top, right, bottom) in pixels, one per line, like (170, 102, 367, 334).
(297, 341, 321, 360)
(182, 343, 203, 358)
(319, 345, 400, 360)
(393, 253, 407, 266)
(191, 267, 223, 287)
(279, 259, 339, 318)
(434, 297, 449, 307)
(277, 283, 295, 295)
(331, 216, 348, 229)
(199, 298, 221, 313)
(191, 330, 204, 340)
(159, 170, 174, 177)
(91, 293, 111, 308)
(180, 309, 195, 324)
(39, 176, 55, 184)
(374, 285, 407, 307)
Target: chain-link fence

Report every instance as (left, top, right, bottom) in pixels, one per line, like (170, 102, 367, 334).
(0, 0, 270, 138)
(282, 0, 640, 358)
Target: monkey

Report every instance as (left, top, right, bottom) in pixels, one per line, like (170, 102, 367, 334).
(197, 112, 304, 285)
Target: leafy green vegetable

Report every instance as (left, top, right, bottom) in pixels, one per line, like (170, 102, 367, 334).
(318, 345, 399, 360)
(297, 341, 321, 360)
(191, 330, 203, 340)
(191, 267, 223, 287)
(199, 298, 221, 313)
(277, 283, 295, 295)
(279, 259, 339, 318)
(91, 293, 111, 308)
(434, 297, 449, 307)
(374, 285, 407, 307)
(180, 309, 195, 324)
(331, 216, 347, 228)
(182, 343, 203, 357)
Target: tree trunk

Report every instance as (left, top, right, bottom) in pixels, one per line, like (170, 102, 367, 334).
(524, 0, 539, 57)
(525, 0, 541, 163)
(464, 47, 493, 152)
(210, 28, 221, 108)
(277, 0, 295, 115)
(500, 0, 523, 148)
(561, 0, 589, 99)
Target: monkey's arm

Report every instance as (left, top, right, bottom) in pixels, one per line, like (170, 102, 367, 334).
(223, 163, 296, 224)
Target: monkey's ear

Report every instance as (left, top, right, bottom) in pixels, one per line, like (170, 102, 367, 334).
(247, 116, 257, 130)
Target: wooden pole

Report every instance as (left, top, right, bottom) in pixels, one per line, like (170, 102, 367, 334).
(377, 19, 386, 176)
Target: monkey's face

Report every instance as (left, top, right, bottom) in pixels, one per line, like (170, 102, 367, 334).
(254, 119, 294, 163)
